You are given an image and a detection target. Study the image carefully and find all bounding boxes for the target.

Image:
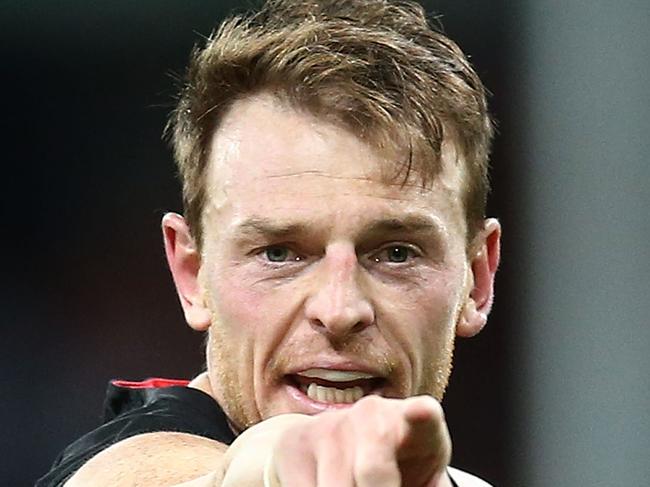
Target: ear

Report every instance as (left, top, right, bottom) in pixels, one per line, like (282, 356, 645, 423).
(456, 218, 501, 338)
(162, 213, 211, 331)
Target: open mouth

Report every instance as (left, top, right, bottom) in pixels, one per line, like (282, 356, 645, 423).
(286, 368, 386, 405)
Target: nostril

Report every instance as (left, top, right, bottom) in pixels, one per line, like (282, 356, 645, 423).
(351, 319, 370, 332)
(308, 314, 373, 338)
(304, 279, 375, 336)
(309, 317, 325, 330)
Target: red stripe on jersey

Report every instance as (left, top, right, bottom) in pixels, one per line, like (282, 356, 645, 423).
(111, 378, 190, 389)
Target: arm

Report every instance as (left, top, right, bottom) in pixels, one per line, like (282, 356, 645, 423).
(65, 396, 486, 487)
(63, 432, 227, 487)
(62, 415, 305, 487)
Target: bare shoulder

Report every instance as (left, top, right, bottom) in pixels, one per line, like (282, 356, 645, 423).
(448, 466, 494, 487)
(65, 431, 227, 487)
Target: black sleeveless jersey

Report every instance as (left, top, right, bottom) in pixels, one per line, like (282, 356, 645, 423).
(35, 378, 236, 487)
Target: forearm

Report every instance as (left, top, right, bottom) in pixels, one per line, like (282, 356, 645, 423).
(64, 412, 466, 487)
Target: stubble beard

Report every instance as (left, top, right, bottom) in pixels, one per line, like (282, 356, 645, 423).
(419, 330, 456, 402)
(206, 320, 457, 430)
(202, 288, 461, 431)
(205, 314, 255, 433)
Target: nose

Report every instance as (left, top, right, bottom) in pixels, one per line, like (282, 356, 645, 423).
(304, 243, 375, 339)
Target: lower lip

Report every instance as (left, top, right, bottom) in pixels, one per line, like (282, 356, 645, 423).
(283, 382, 360, 413)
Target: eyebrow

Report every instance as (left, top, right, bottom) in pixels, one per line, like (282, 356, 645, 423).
(233, 217, 311, 240)
(232, 215, 444, 241)
(360, 215, 444, 237)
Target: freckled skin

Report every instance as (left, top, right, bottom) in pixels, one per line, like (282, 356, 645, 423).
(199, 93, 472, 432)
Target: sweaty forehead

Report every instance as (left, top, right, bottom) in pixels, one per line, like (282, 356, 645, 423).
(209, 95, 375, 182)
(204, 93, 464, 210)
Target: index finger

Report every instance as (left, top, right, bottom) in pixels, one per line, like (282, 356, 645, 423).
(399, 395, 451, 465)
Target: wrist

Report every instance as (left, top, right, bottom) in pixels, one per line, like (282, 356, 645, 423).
(222, 414, 309, 487)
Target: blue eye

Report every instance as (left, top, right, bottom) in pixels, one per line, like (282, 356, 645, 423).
(373, 245, 417, 263)
(263, 246, 301, 263)
(265, 246, 289, 262)
(386, 246, 409, 262)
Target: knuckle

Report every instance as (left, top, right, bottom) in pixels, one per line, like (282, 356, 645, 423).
(349, 396, 402, 442)
(276, 421, 312, 451)
(291, 411, 347, 450)
(352, 394, 385, 415)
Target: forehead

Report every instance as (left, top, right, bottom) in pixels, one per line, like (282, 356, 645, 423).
(204, 93, 466, 232)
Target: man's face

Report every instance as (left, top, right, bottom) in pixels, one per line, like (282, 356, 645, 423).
(198, 94, 473, 431)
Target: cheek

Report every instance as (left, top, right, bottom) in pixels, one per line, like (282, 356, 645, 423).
(383, 276, 462, 397)
(379, 270, 464, 357)
(385, 272, 461, 330)
(209, 269, 300, 351)
(211, 277, 264, 336)
(394, 296, 454, 363)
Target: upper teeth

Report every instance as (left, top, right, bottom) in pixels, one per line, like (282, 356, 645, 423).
(297, 368, 375, 382)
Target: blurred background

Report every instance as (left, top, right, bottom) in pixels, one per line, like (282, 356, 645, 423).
(2, 1, 648, 485)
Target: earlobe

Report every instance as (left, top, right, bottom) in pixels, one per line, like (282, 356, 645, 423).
(457, 300, 485, 338)
(456, 218, 501, 338)
(162, 213, 212, 331)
